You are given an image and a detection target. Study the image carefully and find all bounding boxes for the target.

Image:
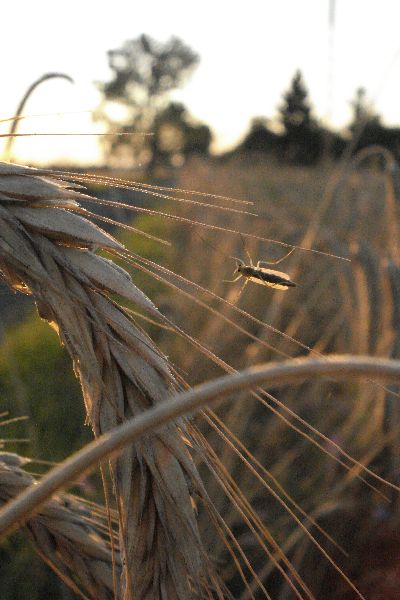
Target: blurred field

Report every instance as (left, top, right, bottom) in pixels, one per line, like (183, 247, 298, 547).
(1, 151, 400, 599)
(137, 153, 400, 599)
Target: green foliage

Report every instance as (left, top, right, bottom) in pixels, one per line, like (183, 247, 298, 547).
(0, 312, 90, 461)
(0, 535, 63, 600)
(109, 213, 177, 345)
(0, 313, 92, 600)
(117, 213, 174, 296)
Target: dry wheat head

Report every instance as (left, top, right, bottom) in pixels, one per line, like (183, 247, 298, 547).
(0, 162, 213, 599)
(0, 451, 121, 600)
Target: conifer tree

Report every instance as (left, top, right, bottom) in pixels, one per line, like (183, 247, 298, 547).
(279, 70, 312, 138)
(278, 70, 321, 164)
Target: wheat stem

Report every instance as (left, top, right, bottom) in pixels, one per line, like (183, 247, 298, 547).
(1, 355, 399, 540)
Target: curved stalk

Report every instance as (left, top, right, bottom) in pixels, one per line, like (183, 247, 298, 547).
(1, 354, 399, 539)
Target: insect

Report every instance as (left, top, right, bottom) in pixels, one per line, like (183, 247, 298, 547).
(224, 238, 296, 299)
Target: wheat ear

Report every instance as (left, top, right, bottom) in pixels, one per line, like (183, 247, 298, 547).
(0, 161, 212, 599)
(0, 452, 121, 600)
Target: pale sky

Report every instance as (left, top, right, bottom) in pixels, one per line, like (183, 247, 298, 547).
(2, 0, 400, 165)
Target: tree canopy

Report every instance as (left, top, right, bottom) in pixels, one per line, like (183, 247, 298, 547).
(279, 70, 313, 135)
(95, 34, 400, 168)
(97, 35, 201, 167)
(278, 71, 323, 164)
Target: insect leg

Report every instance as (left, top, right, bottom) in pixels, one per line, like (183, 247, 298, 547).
(223, 274, 242, 283)
(233, 278, 249, 304)
(240, 234, 254, 267)
(257, 247, 296, 266)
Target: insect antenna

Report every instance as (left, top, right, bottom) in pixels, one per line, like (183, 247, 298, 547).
(240, 233, 296, 268)
(257, 247, 296, 267)
(240, 233, 254, 266)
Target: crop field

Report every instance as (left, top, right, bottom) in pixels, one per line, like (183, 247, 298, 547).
(0, 150, 399, 600)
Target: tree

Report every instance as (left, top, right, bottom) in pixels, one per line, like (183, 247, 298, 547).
(278, 70, 322, 164)
(239, 117, 279, 154)
(279, 70, 312, 134)
(96, 35, 199, 167)
(347, 88, 400, 160)
(349, 87, 380, 134)
(148, 102, 212, 170)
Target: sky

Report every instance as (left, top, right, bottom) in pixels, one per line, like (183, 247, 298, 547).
(2, 0, 400, 165)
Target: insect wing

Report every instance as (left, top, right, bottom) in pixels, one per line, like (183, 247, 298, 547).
(252, 267, 295, 290)
(259, 267, 291, 279)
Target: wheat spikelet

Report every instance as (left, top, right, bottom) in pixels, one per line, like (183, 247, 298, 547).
(0, 452, 121, 600)
(0, 161, 213, 599)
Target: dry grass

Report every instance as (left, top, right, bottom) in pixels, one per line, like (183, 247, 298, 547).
(0, 147, 400, 600)
(170, 153, 400, 598)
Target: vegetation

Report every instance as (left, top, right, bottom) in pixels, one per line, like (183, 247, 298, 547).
(0, 315, 87, 461)
(1, 150, 400, 598)
(2, 29, 400, 600)
(96, 34, 210, 170)
(92, 33, 400, 169)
